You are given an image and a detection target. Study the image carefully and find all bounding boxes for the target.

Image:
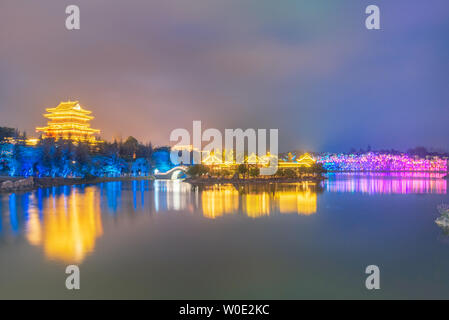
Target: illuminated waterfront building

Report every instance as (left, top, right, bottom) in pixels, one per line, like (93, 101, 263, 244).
(201, 150, 316, 168)
(201, 150, 317, 169)
(171, 144, 198, 152)
(1, 136, 39, 146)
(317, 152, 448, 172)
(36, 100, 100, 144)
(278, 153, 315, 168)
(202, 150, 226, 166)
(198, 149, 447, 173)
(25, 138, 39, 146)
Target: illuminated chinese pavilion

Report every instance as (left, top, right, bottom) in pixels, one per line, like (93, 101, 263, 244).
(36, 101, 100, 143)
(278, 153, 315, 168)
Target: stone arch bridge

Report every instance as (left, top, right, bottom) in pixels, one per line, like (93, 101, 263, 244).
(154, 166, 189, 180)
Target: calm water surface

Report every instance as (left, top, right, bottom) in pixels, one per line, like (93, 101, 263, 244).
(1, 173, 449, 299)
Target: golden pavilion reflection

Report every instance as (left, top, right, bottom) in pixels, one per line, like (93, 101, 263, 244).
(2, 181, 321, 263)
(26, 187, 103, 263)
(201, 185, 240, 219)
(200, 183, 320, 218)
(25, 202, 42, 246)
(277, 188, 317, 215)
(2, 176, 447, 267)
(243, 193, 270, 218)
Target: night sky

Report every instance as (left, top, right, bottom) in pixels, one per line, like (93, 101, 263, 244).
(1, 0, 448, 152)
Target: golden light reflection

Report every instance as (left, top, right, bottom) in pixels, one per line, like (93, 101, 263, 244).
(26, 188, 103, 263)
(201, 185, 239, 219)
(20, 182, 319, 262)
(200, 183, 319, 218)
(277, 189, 317, 215)
(243, 193, 270, 218)
(25, 203, 42, 246)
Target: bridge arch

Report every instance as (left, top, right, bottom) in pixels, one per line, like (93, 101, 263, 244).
(154, 166, 189, 180)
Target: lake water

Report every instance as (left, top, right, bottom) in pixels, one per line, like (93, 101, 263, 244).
(1, 173, 449, 299)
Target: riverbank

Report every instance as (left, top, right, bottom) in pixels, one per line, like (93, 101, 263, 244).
(0, 176, 155, 193)
(185, 175, 325, 186)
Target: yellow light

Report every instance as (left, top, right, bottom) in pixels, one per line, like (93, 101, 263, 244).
(36, 100, 101, 144)
(26, 188, 103, 263)
(25, 138, 39, 146)
(200, 184, 318, 218)
(244, 193, 270, 218)
(200, 150, 315, 169)
(202, 150, 223, 165)
(278, 153, 316, 168)
(172, 144, 198, 152)
(201, 185, 239, 219)
(296, 153, 315, 167)
(278, 189, 317, 215)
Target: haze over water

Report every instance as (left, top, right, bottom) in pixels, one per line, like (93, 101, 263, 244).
(1, 173, 449, 299)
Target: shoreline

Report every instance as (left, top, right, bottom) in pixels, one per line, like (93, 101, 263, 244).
(0, 176, 155, 194)
(325, 170, 448, 173)
(184, 176, 326, 186)
(1, 171, 446, 193)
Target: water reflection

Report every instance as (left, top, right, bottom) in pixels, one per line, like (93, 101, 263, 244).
(201, 185, 239, 219)
(0, 181, 321, 262)
(0, 187, 103, 263)
(154, 180, 194, 212)
(325, 172, 447, 194)
(27, 187, 103, 263)
(278, 188, 317, 215)
(0, 173, 447, 263)
(200, 183, 319, 218)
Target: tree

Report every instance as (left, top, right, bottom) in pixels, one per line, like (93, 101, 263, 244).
(0, 144, 13, 174)
(283, 168, 296, 178)
(249, 167, 260, 178)
(131, 158, 150, 176)
(120, 136, 139, 160)
(219, 169, 232, 178)
(0, 127, 17, 141)
(407, 146, 428, 158)
(311, 162, 327, 175)
(237, 164, 248, 179)
(187, 164, 210, 178)
(37, 138, 54, 176)
(74, 142, 91, 177)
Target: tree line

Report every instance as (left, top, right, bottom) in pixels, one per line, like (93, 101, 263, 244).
(0, 128, 159, 178)
(187, 163, 327, 179)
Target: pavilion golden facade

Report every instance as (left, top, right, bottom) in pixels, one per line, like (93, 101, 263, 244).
(36, 101, 100, 144)
(201, 150, 316, 168)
